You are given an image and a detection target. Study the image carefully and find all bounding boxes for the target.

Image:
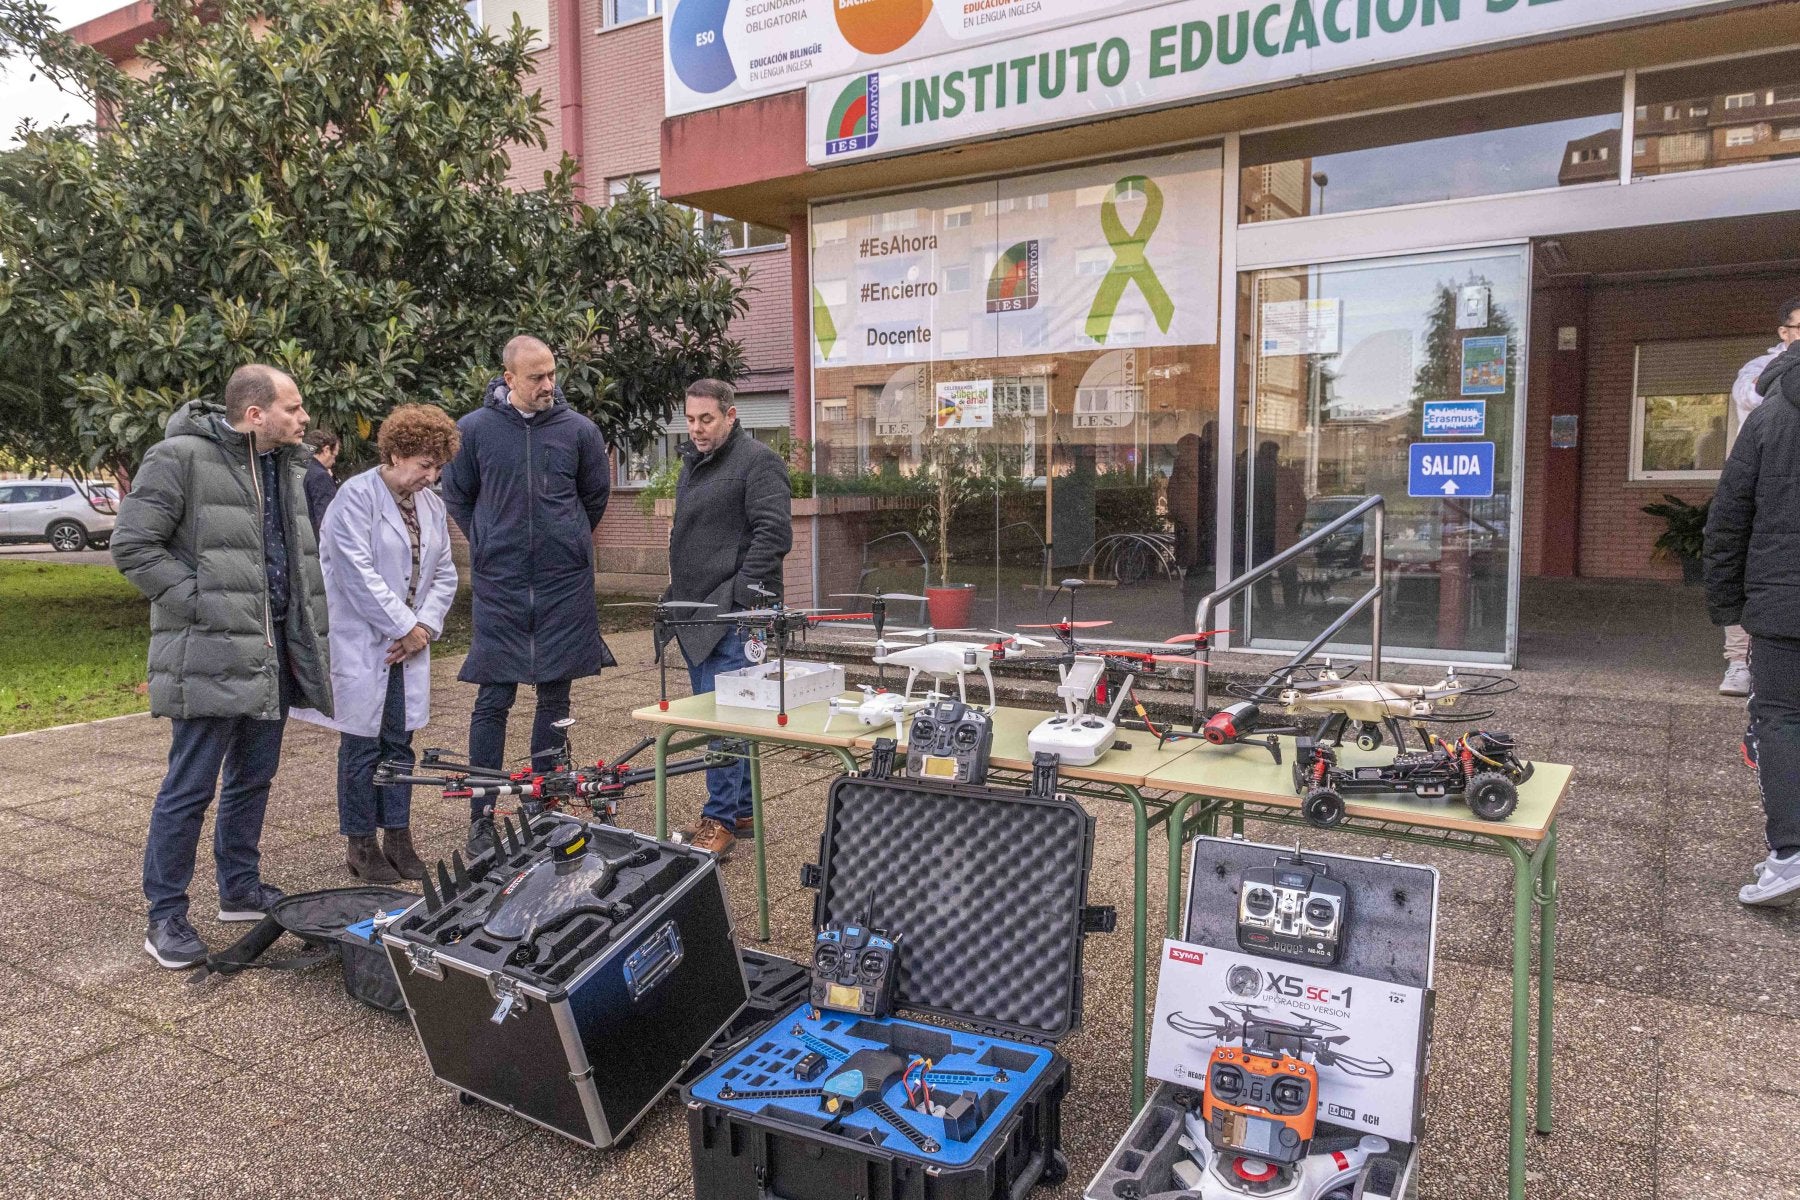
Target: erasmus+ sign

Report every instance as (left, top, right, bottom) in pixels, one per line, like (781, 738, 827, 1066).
(805, 0, 1744, 164)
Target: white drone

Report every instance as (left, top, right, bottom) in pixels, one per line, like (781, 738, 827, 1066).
(848, 628, 1042, 709)
(823, 684, 934, 733)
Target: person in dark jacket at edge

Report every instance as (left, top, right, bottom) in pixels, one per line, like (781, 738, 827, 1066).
(302, 428, 340, 536)
(1704, 294, 1800, 907)
(664, 378, 794, 858)
(112, 365, 333, 968)
(442, 335, 615, 857)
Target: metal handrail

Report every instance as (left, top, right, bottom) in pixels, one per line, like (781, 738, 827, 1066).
(1192, 494, 1386, 726)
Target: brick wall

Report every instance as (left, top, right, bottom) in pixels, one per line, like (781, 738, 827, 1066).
(584, 12, 664, 183)
(736, 249, 796, 395)
(504, 16, 563, 191)
(1570, 272, 1792, 580)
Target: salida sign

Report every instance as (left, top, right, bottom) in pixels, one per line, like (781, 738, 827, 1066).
(1408, 441, 1494, 498)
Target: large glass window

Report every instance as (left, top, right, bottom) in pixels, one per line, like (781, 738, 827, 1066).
(1239, 81, 1623, 222)
(1635, 49, 1800, 178)
(1629, 336, 1773, 481)
(1241, 248, 1529, 661)
(809, 148, 1224, 642)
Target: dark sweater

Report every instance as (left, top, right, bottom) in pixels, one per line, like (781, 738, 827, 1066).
(1704, 343, 1800, 636)
(665, 424, 794, 663)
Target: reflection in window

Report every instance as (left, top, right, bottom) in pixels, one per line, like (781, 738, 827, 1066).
(1636, 49, 1800, 178)
(1239, 80, 1623, 222)
(1630, 337, 1773, 480)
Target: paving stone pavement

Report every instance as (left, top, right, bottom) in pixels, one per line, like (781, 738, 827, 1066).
(0, 578, 1794, 1199)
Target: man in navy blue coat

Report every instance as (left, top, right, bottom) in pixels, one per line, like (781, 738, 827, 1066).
(442, 335, 615, 855)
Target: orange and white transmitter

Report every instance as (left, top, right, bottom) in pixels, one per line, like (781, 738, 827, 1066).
(1200, 1045, 1318, 1165)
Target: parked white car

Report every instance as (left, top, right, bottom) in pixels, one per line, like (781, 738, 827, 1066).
(0, 478, 117, 551)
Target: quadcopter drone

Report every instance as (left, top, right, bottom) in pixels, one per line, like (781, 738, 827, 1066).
(1293, 728, 1535, 827)
(373, 717, 712, 826)
(823, 683, 938, 733)
(1165, 1004, 1394, 1080)
(715, 1025, 1010, 1155)
(1199, 660, 1518, 763)
(847, 628, 1043, 708)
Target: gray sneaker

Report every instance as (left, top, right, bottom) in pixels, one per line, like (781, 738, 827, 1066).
(1720, 662, 1753, 697)
(144, 916, 208, 969)
(1739, 852, 1800, 907)
(218, 882, 286, 922)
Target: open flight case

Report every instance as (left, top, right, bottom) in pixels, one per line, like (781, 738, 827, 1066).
(684, 766, 1117, 1200)
(382, 814, 747, 1149)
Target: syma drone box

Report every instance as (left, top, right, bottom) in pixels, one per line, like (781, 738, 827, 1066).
(1085, 837, 1439, 1200)
(683, 772, 1116, 1200)
(382, 814, 747, 1149)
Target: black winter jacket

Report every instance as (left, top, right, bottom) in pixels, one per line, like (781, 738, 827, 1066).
(112, 401, 332, 720)
(1704, 343, 1800, 635)
(441, 379, 616, 684)
(665, 424, 793, 664)
(303, 456, 337, 537)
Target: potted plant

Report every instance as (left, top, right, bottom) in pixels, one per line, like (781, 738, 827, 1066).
(916, 431, 984, 628)
(1641, 493, 1709, 585)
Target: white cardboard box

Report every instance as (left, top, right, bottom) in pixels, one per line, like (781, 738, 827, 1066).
(1147, 938, 1430, 1140)
(714, 661, 846, 712)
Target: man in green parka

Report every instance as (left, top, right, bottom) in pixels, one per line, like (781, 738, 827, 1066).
(112, 365, 333, 968)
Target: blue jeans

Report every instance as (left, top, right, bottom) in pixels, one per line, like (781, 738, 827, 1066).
(143, 711, 287, 921)
(467, 679, 572, 820)
(686, 631, 752, 825)
(338, 664, 413, 837)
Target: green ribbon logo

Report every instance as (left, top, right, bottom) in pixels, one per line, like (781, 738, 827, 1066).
(812, 285, 839, 360)
(1085, 175, 1175, 344)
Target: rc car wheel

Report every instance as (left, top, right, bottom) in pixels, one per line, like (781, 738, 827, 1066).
(1292, 758, 1310, 793)
(47, 520, 86, 553)
(1467, 771, 1519, 821)
(1355, 725, 1382, 752)
(1301, 786, 1347, 829)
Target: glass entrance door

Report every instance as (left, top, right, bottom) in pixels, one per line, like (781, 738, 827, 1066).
(1242, 246, 1528, 661)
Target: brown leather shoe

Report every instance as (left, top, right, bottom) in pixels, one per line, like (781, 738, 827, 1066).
(734, 815, 757, 835)
(687, 817, 736, 858)
(346, 835, 401, 884)
(382, 827, 427, 881)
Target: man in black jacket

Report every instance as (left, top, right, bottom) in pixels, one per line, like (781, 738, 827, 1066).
(442, 336, 615, 856)
(665, 379, 793, 857)
(1704, 296, 1800, 907)
(302, 429, 339, 536)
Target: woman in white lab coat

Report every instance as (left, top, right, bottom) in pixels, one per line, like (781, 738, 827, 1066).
(294, 404, 461, 882)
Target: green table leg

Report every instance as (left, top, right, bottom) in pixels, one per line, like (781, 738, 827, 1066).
(1124, 785, 1150, 1113)
(1535, 824, 1558, 1137)
(1504, 838, 1533, 1200)
(653, 726, 675, 840)
(748, 740, 770, 942)
(1230, 799, 1244, 838)
(1166, 796, 1196, 939)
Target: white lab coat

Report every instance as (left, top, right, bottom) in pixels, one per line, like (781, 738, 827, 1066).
(1733, 346, 1781, 430)
(292, 468, 459, 738)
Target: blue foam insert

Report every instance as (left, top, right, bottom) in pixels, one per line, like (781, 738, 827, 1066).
(688, 1001, 1054, 1167)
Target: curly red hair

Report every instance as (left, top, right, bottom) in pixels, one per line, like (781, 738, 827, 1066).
(376, 403, 460, 465)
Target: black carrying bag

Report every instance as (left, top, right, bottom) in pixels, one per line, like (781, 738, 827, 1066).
(193, 886, 415, 1013)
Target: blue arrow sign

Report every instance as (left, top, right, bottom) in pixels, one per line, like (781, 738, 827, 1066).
(1409, 442, 1494, 498)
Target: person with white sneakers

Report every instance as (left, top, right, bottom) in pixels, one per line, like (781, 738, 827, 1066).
(1706, 297, 1800, 906)
(1718, 300, 1800, 696)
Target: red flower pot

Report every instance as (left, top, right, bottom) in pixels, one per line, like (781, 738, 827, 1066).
(926, 584, 977, 630)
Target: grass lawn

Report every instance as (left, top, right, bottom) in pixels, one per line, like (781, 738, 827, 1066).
(0, 559, 661, 737)
(0, 560, 152, 736)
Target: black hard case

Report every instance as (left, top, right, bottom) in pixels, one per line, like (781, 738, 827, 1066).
(684, 772, 1112, 1200)
(382, 816, 747, 1149)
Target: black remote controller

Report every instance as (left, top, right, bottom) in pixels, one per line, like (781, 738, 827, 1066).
(810, 912, 900, 1018)
(904, 699, 993, 785)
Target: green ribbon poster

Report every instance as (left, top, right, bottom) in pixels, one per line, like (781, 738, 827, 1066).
(812, 286, 839, 361)
(1085, 175, 1175, 344)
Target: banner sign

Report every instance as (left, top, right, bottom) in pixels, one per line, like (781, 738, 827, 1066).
(809, 148, 1221, 368)
(665, 0, 1173, 118)
(805, 0, 1747, 163)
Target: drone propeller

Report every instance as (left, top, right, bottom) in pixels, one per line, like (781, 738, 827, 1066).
(715, 606, 841, 620)
(602, 599, 717, 609)
(1018, 620, 1115, 630)
(829, 591, 931, 602)
(1163, 628, 1233, 645)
